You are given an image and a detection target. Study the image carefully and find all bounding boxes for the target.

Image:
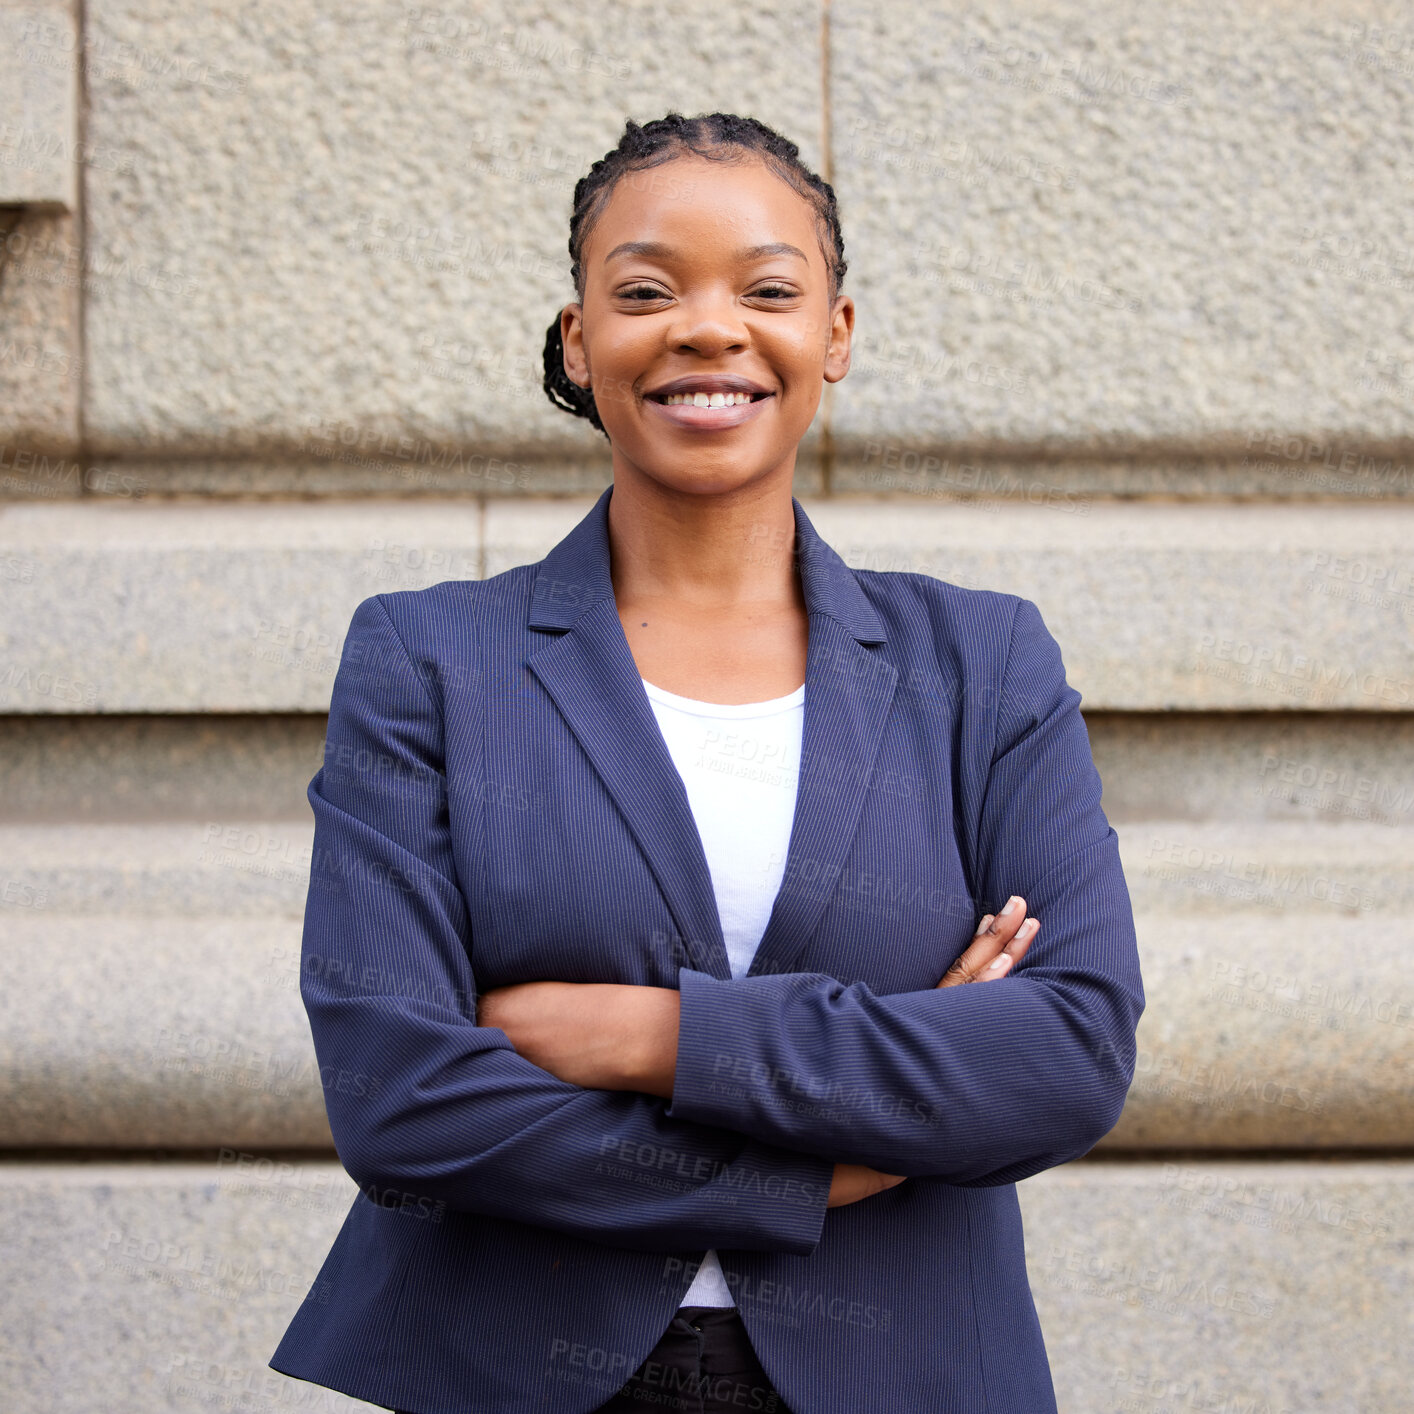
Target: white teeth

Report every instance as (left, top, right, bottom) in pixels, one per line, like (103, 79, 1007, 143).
(661, 390, 755, 406)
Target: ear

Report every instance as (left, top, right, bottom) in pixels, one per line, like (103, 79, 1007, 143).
(823, 294, 854, 384)
(560, 303, 589, 388)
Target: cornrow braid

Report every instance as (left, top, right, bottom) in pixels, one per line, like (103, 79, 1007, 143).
(542, 111, 847, 438)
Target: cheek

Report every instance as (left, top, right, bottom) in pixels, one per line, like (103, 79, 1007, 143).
(593, 373, 639, 423)
(583, 326, 650, 418)
(767, 322, 830, 374)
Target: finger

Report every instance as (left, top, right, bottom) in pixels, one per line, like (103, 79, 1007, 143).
(982, 896, 1036, 973)
(1012, 916, 1038, 956)
(986, 896, 1029, 940)
(938, 915, 1008, 986)
(939, 900, 1027, 987)
(938, 913, 1040, 988)
(938, 944, 987, 987)
(986, 916, 1039, 970)
(938, 928, 1006, 987)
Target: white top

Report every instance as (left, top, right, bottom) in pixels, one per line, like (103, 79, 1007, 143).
(641, 675, 806, 1308)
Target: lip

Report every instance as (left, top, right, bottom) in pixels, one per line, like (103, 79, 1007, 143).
(642, 373, 776, 432)
(644, 373, 773, 399)
(644, 391, 775, 432)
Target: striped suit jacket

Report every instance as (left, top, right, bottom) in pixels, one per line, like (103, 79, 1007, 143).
(269, 483, 1144, 1413)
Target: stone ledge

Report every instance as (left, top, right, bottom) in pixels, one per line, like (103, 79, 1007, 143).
(2, 819, 1411, 1147)
(0, 1157, 1405, 1412)
(0, 207, 81, 450)
(0, 5, 78, 210)
(5, 496, 1409, 712)
(0, 713, 328, 825)
(7, 816, 1412, 919)
(1015, 1158, 1411, 1413)
(0, 915, 328, 1148)
(0, 498, 484, 712)
(5, 709, 1412, 828)
(6, 445, 1404, 500)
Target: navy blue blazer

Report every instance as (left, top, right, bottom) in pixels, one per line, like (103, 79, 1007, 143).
(270, 483, 1144, 1414)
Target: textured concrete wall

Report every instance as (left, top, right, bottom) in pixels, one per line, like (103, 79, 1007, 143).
(2, 1, 1412, 1411)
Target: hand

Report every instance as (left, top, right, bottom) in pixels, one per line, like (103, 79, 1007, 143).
(827, 1162, 908, 1208)
(937, 895, 1038, 987)
(828, 898, 1040, 1208)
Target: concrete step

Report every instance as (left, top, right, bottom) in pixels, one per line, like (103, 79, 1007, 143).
(0, 914, 325, 1148)
(1120, 818, 1414, 916)
(0, 498, 483, 713)
(5, 709, 1413, 829)
(2, 820, 1410, 1148)
(0, 1157, 1405, 1412)
(2, 822, 316, 915)
(7, 816, 1413, 918)
(2, 497, 1412, 711)
(0, 713, 327, 825)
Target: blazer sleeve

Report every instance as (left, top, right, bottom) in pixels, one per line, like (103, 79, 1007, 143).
(299, 594, 833, 1254)
(665, 594, 1146, 1186)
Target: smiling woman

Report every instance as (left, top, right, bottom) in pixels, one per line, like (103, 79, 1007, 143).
(269, 110, 1143, 1414)
(542, 113, 857, 707)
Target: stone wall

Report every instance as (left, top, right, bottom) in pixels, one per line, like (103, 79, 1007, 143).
(2, 2, 1411, 1410)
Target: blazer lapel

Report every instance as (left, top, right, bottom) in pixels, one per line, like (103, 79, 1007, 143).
(524, 485, 898, 985)
(527, 594, 731, 978)
(745, 620, 898, 981)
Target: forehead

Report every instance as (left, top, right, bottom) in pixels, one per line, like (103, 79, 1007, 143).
(584, 151, 824, 270)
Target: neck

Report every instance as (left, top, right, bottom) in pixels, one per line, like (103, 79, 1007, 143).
(605, 471, 802, 611)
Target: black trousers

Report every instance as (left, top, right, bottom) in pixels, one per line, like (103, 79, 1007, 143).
(590, 1305, 792, 1413)
(391, 1304, 792, 1414)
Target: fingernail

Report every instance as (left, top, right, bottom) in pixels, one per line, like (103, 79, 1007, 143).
(988, 954, 1010, 972)
(1016, 919, 1035, 937)
(1000, 897, 1020, 917)
(977, 914, 995, 933)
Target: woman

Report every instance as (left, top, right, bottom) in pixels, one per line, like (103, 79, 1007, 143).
(270, 112, 1144, 1414)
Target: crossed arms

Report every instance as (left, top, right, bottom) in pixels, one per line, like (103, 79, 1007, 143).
(297, 593, 1145, 1256)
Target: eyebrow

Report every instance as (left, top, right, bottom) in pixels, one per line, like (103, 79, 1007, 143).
(603, 240, 809, 265)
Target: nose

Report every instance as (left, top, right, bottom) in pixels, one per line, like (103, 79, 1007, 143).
(664, 289, 749, 357)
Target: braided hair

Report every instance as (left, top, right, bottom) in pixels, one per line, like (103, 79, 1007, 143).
(542, 111, 847, 438)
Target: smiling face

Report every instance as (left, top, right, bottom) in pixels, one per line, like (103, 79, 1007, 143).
(559, 150, 853, 499)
